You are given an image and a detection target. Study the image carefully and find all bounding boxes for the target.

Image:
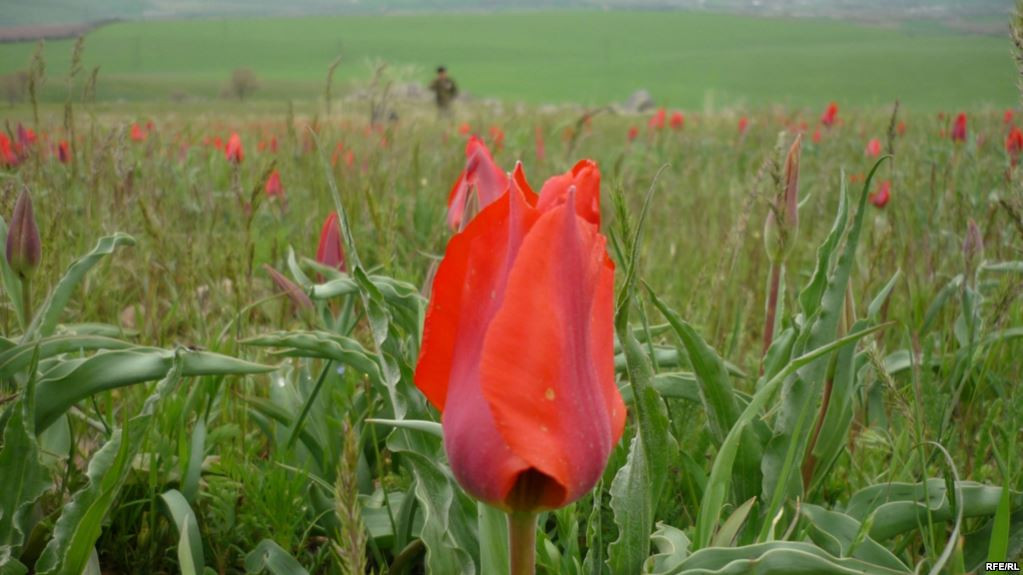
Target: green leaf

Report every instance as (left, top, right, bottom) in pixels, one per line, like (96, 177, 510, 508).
(712, 497, 757, 547)
(800, 503, 909, 572)
(34, 347, 273, 432)
(607, 324, 677, 574)
(243, 539, 309, 575)
(645, 522, 690, 575)
(664, 541, 910, 574)
(35, 357, 184, 575)
(478, 504, 509, 575)
(0, 349, 49, 559)
(366, 418, 443, 438)
(845, 480, 1023, 541)
(647, 290, 763, 503)
(987, 485, 1012, 565)
(694, 323, 886, 548)
(387, 431, 477, 574)
(242, 331, 382, 385)
(23, 233, 136, 342)
(0, 335, 133, 379)
(160, 489, 206, 575)
(181, 418, 206, 503)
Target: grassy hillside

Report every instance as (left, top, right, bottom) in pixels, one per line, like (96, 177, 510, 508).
(0, 10, 1016, 109)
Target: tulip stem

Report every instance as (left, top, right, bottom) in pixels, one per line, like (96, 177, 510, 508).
(762, 261, 783, 360)
(507, 511, 537, 575)
(21, 276, 32, 327)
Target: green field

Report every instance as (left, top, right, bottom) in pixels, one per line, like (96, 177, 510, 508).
(0, 10, 1017, 109)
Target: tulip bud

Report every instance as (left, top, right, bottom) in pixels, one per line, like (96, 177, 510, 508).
(6, 188, 41, 279)
(764, 133, 801, 263)
(263, 264, 313, 313)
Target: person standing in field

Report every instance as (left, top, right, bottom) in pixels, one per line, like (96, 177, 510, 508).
(429, 66, 458, 116)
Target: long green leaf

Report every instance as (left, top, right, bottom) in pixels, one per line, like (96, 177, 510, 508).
(160, 489, 206, 575)
(33, 347, 273, 432)
(35, 357, 184, 575)
(23, 233, 136, 342)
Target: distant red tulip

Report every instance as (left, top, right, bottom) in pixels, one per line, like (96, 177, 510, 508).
(535, 126, 546, 162)
(265, 170, 284, 198)
(458, 122, 472, 136)
(897, 121, 906, 136)
(952, 113, 967, 143)
(627, 126, 639, 142)
(820, 102, 838, 127)
(130, 123, 147, 142)
(738, 116, 749, 134)
(869, 181, 891, 208)
(648, 107, 666, 131)
(269, 136, 278, 153)
(416, 158, 624, 513)
(812, 128, 822, 144)
(1005, 109, 1015, 125)
(56, 140, 70, 164)
(0, 134, 16, 167)
(225, 133, 244, 164)
(669, 111, 684, 131)
(865, 138, 882, 157)
(16, 124, 36, 148)
(448, 136, 508, 230)
(489, 126, 505, 153)
(316, 212, 346, 273)
(1006, 126, 1023, 165)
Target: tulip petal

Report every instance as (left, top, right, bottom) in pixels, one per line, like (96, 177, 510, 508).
(536, 159, 601, 225)
(417, 185, 541, 505)
(480, 193, 624, 508)
(446, 136, 508, 230)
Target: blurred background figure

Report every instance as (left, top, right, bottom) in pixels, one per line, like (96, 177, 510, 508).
(429, 65, 458, 116)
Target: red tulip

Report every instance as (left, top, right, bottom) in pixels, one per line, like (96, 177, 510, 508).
(56, 140, 70, 164)
(416, 158, 624, 513)
(897, 121, 906, 136)
(952, 113, 967, 143)
(130, 123, 147, 142)
(16, 124, 36, 149)
(225, 133, 244, 164)
(489, 126, 505, 153)
(1, 134, 19, 167)
(627, 126, 639, 142)
(269, 136, 278, 153)
(869, 181, 891, 208)
(648, 107, 666, 131)
(458, 122, 472, 136)
(316, 212, 346, 273)
(738, 116, 749, 135)
(865, 138, 882, 157)
(669, 111, 684, 131)
(820, 101, 838, 127)
(265, 170, 283, 198)
(1006, 126, 1023, 165)
(1005, 109, 1014, 125)
(812, 129, 822, 144)
(447, 136, 508, 231)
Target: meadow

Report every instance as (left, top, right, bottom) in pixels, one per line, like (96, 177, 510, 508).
(0, 9, 1022, 575)
(0, 10, 1018, 109)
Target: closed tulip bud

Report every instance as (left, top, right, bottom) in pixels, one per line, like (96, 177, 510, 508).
(764, 134, 801, 263)
(316, 212, 346, 273)
(963, 218, 983, 272)
(263, 264, 313, 313)
(6, 188, 41, 279)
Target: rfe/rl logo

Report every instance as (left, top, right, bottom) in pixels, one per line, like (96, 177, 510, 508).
(986, 562, 1021, 574)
